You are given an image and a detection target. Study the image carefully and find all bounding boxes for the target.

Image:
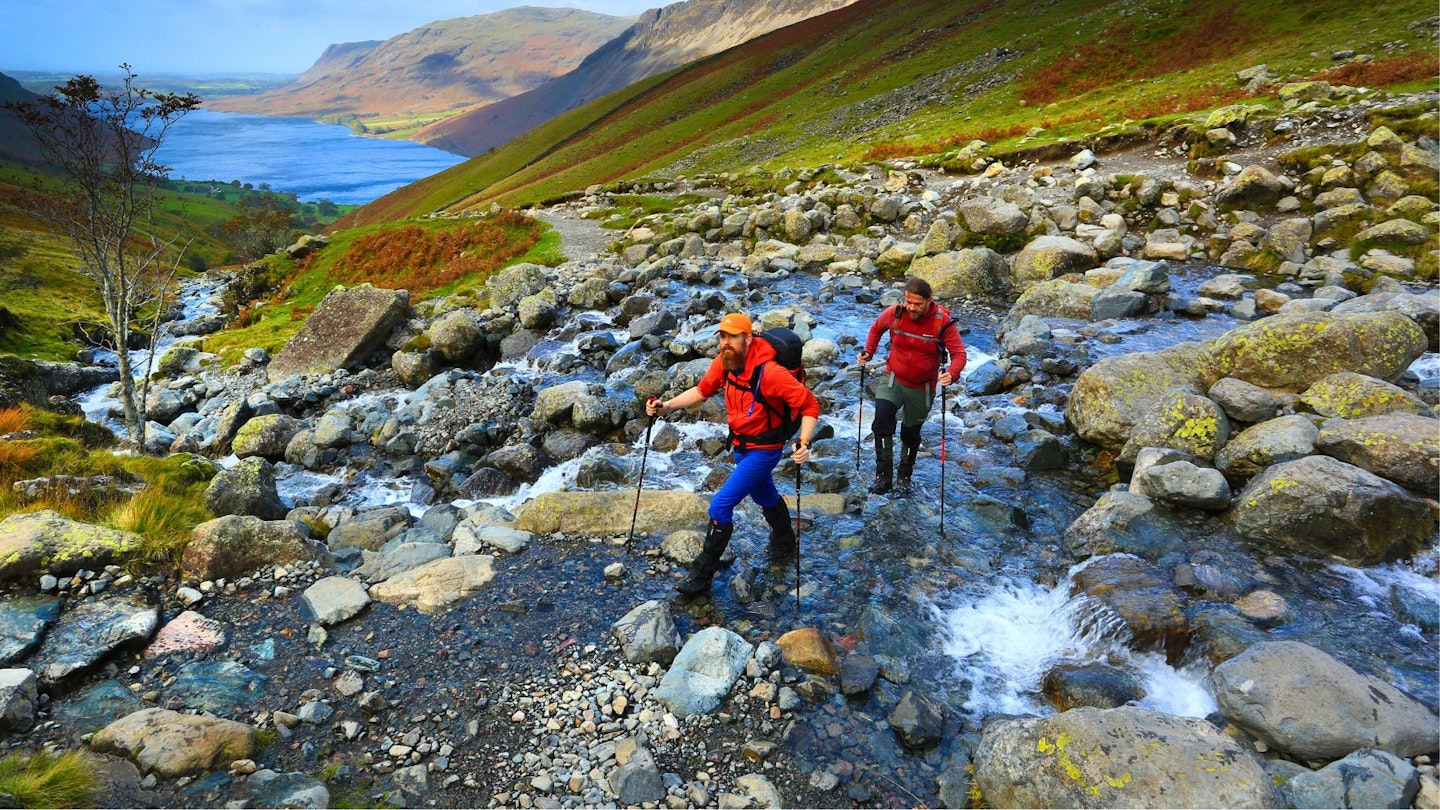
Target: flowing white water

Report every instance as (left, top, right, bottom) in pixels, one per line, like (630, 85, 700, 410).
(937, 565, 1216, 720)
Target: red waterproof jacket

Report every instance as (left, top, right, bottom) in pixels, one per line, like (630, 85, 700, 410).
(863, 301, 966, 389)
(698, 338, 820, 449)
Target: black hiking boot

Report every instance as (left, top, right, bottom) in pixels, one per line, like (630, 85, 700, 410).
(675, 520, 733, 597)
(762, 501, 797, 557)
(869, 436, 893, 494)
(896, 442, 919, 490)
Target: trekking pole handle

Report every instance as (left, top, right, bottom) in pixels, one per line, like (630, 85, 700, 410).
(645, 395, 663, 418)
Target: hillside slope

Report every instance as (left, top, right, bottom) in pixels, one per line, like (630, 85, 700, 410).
(0, 72, 46, 164)
(348, 0, 1437, 225)
(205, 7, 634, 123)
(414, 0, 861, 156)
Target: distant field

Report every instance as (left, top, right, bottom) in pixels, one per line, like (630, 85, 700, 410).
(8, 70, 296, 99)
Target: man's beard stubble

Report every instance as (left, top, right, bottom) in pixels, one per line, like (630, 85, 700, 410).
(722, 345, 744, 371)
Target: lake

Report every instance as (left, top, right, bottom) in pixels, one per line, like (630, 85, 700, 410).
(155, 108, 468, 205)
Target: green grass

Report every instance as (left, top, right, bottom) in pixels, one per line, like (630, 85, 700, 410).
(0, 750, 101, 808)
(343, 0, 1435, 220)
(0, 405, 213, 570)
(584, 193, 713, 230)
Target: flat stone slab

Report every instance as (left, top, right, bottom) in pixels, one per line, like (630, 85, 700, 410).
(301, 576, 371, 626)
(367, 555, 495, 613)
(0, 510, 141, 582)
(31, 597, 158, 685)
(268, 284, 409, 383)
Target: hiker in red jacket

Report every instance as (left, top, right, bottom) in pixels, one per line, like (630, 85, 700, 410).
(858, 277, 966, 494)
(647, 312, 820, 596)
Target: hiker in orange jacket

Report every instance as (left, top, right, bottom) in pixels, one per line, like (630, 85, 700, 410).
(858, 277, 966, 493)
(647, 312, 819, 596)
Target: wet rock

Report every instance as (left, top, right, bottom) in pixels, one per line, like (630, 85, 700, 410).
(1213, 641, 1438, 762)
(1134, 459, 1232, 510)
(0, 668, 38, 731)
(610, 600, 680, 665)
(1226, 455, 1433, 565)
(738, 773, 783, 808)
(661, 529, 704, 564)
(183, 515, 322, 581)
(1006, 279, 1098, 323)
(204, 457, 286, 520)
(301, 576, 371, 625)
(1232, 589, 1288, 624)
(1283, 748, 1419, 809)
(653, 627, 753, 718)
(91, 707, 255, 778)
(1391, 583, 1440, 634)
(974, 706, 1275, 808)
(1214, 414, 1319, 481)
(485, 443, 551, 483)
(367, 555, 495, 612)
(245, 770, 330, 809)
(32, 596, 157, 684)
(1315, 412, 1439, 492)
(889, 690, 946, 748)
(1012, 235, 1099, 285)
(0, 594, 61, 664)
(964, 360, 1007, 396)
(0, 510, 142, 583)
(1064, 491, 1185, 559)
(145, 610, 227, 658)
(456, 467, 516, 498)
(1071, 555, 1186, 651)
(1000, 315, 1052, 357)
(839, 653, 879, 697)
(576, 451, 628, 487)
(166, 660, 265, 714)
(1040, 661, 1145, 711)
(1208, 310, 1427, 390)
(776, 627, 840, 676)
(515, 491, 709, 538)
(268, 284, 409, 382)
(1013, 429, 1067, 470)
(1089, 284, 1147, 320)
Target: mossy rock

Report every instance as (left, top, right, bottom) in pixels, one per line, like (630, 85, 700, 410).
(0, 510, 142, 582)
(1066, 342, 1221, 450)
(1298, 371, 1427, 419)
(1120, 390, 1231, 464)
(1208, 310, 1427, 391)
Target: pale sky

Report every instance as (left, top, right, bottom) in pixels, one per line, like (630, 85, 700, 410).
(0, 0, 660, 75)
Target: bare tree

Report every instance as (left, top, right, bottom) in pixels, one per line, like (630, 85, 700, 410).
(4, 64, 201, 446)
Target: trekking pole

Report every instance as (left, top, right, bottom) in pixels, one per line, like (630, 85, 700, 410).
(794, 444, 803, 612)
(628, 398, 658, 544)
(856, 358, 865, 474)
(939, 384, 947, 542)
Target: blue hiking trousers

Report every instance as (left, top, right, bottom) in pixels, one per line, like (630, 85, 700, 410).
(709, 446, 783, 524)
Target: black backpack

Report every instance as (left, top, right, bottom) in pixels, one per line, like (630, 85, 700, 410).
(725, 327, 807, 448)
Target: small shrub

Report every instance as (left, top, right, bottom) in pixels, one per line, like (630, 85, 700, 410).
(0, 750, 100, 809)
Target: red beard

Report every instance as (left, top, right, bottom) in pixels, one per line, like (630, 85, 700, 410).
(722, 345, 744, 371)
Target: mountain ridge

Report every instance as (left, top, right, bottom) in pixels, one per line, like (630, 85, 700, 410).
(204, 6, 635, 123)
(414, 0, 862, 157)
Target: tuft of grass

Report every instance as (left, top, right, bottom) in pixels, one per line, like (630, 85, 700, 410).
(104, 486, 212, 568)
(0, 750, 101, 809)
(0, 406, 31, 434)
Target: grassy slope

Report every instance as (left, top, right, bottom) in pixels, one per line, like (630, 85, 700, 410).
(347, 0, 1436, 222)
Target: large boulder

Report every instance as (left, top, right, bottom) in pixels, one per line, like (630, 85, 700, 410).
(1119, 390, 1230, 463)
(1315, 412, 1440, 493)
(1214, 415, 1318, 481)
(973, 706, 1276, 808)
(1213, 641, 1438, 763)
(268, 284, 409, 382)
(1226, 455, 1434, 564)
(1066, 343, 1220, 449)
(487, 263, 549, 310)
(515, 491, 709, 538)
(610, 600, 680, 666)
(1208, 311, 1427, 391)
(0, 510, 142, 583)
(958, 199, 1029, 235)
(1070, 555, 1186, 650)
(91, 707, 255, 778)
(1011, 236, 1098, 284)
(204, 457, 286, 520)
(230, 414, 303, 461)
(1215, 164, 1284, 208)
(1298, 371, 1427, 419)
(426, 309, 484, 362)
(182, 515, 323, 581)
(909, 248, 1011, 298)
(1063, 491, 1187, 560)
(1005, 279, 1098, 323)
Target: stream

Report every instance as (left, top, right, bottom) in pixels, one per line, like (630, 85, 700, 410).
(71, 252, 1440, 803)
